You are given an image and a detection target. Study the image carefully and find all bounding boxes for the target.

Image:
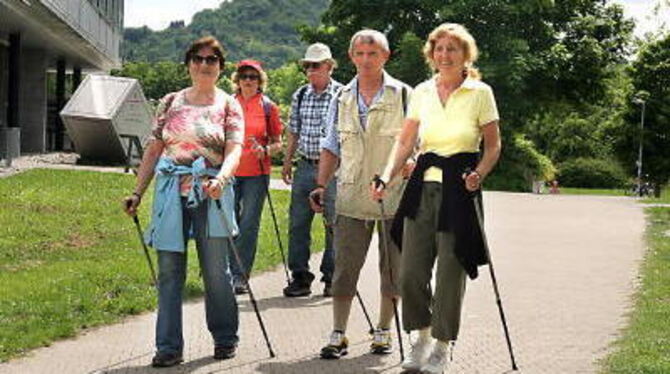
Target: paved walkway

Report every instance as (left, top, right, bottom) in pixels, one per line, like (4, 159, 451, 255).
(0, 187, 645, 373)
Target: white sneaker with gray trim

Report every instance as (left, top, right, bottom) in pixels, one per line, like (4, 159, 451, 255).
(421, 340, 455, 374)
(401, 335, 432, 371)
(370, 328, 393, 354)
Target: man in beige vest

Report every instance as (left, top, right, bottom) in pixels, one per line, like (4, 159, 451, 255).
(309, 29, 411, 359)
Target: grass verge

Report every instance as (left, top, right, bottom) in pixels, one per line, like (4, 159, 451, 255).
(641, 186, 670, 204)
(600, 207, 670, 373)
(0, 168, 322, 362)
(559, 187, 628, 196)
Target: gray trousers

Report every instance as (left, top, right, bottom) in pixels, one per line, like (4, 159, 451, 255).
(400, 182, 467, 342)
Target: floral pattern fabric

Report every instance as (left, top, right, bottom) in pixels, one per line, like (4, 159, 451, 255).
(152, 88, 245, 194)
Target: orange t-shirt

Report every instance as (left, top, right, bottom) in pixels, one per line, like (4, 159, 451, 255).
(235, 93, 283, 177)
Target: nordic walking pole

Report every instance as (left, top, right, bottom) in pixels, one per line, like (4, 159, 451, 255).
(257, 155, 290, 285)
(214, 198, 276, 358)
(127, 208, 157, 287)
(373, 176, 404, 362)
(356, 290, 375, 335)
(312, 190, 374, 334)
(471, 191, 518, 371)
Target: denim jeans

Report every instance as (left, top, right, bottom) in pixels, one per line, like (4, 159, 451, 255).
(287, 159, 336, 283)
(230, 174, 269, 281)
(155, 198, 239, 355)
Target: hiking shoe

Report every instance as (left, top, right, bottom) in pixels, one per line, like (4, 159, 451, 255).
(214, 345, 237, 360)
(401, 335, 432, 371)
(283, 274, 313, 297)
(320, 330, 349, 359)
(421, 341, 454, 374)
(151, 351, 183, 367)
(370, 328, 393, 354)
(323, 282, 332, 297)
(233, 278, 249, 295)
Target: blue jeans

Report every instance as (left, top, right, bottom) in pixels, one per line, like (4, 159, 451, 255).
(155, 199, 239, 355)
(288, 159, 336, 283)
(230, 174, 269, 281)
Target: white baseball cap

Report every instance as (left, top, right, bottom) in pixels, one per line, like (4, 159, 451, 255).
(300, 43, 335, 64)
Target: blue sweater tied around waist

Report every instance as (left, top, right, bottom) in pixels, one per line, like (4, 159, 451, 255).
(144, 157, 238, 252)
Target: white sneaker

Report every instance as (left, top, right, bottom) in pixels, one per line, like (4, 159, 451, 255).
(370, 328, 393, 354)
(320, 330, 348, 359)
(421, 341, 454, 374)
(401, 335, 432, 371)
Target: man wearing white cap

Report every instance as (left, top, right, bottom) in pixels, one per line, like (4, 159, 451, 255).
(281, 43, 342, 297)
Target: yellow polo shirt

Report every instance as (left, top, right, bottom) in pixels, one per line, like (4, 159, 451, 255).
(407, 76, 499, 182)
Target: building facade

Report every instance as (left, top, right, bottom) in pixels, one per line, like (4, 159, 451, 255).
(0, 0, 123, 160)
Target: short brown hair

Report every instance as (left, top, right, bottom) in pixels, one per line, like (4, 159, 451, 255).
(184, 36, 226, 69)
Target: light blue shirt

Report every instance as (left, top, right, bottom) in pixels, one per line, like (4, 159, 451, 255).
(144, 157, 238, 252)
(321, 72, 398, 157)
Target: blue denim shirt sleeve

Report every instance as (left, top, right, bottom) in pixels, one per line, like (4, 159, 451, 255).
(320, 94, 340, 157)
(144, 157, 238, 252)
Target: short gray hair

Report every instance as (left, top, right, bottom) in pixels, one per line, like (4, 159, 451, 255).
(348, 29, 390, 54)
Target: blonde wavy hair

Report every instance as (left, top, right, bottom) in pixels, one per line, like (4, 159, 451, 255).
(231, 67, 268, 93)
(423, 23, 481, 80)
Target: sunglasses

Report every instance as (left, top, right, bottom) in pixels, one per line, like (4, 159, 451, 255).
(191, 54, 219, 65)
(239, 73, 260, 81)
(302, 62, 323, 70)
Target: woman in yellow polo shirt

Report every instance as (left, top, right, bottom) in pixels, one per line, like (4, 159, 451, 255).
(373, 23, 501, 374)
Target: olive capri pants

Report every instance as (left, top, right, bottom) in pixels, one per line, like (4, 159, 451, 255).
(331, 215, 401, 297)
(400, 182, 467, 342)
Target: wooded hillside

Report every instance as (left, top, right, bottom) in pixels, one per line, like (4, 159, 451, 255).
(122, 0, 330, 68)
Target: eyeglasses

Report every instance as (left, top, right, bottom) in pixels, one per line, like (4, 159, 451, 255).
(239, 73, 260, 81)
(302, 62, 322, 70)
(191, 54, 219, 65)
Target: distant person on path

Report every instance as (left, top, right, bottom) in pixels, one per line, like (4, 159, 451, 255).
(549, 180, 560, 194)
(312, 29, 411, 359)
(123, 36, 244, 368)
(281, 43, 342, 297)
(229, 59, 283, 295)
(373, 23, 501, 373)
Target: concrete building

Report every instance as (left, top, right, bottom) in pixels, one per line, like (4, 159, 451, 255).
(0, 0, 123, 163)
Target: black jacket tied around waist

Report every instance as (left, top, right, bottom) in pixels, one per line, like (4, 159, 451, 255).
(391, 152, 489, 279)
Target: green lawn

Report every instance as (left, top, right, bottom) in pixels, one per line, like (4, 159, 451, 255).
(559, 186, 670, 203)
(559, 187, 628, 196)
(600, 207, 670, 373)
(270, 165, 283, 180)
(642, 186, 670, 204)
(0, 168, 322, 362)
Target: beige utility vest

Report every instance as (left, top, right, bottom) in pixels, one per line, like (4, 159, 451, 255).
(336, 80, 407, 220)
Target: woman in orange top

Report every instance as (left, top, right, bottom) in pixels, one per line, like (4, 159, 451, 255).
(230, 60, 283, 294)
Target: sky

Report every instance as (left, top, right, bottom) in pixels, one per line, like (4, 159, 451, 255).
(125, 0, 669, 37)
(124, 0, 225, 30)
(612, 0, 669, 36)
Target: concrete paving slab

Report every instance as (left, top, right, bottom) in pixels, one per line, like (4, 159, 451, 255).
(0, 192, 645, 373)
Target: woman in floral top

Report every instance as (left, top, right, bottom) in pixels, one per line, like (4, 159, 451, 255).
(123, 36, 244, 368)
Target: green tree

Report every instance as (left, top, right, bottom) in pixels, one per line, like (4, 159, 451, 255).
(266, 62, 307, 110)
(615, 33, 670, 191)
(386, 32, 431, 86)
(301, 0, 634, 190)
(111, 61, 234, 100)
